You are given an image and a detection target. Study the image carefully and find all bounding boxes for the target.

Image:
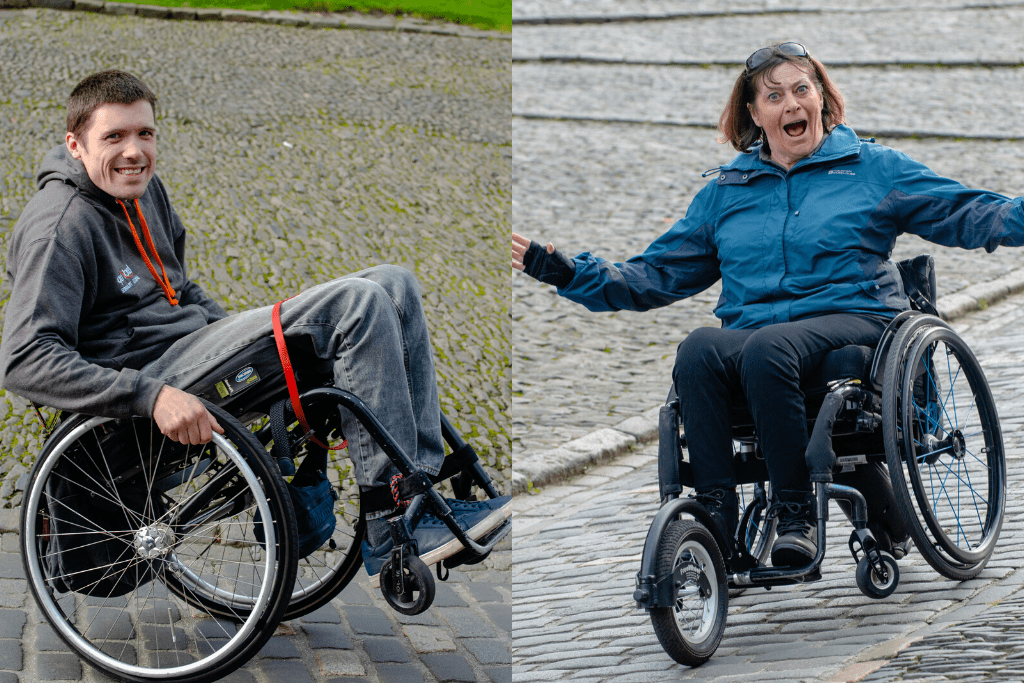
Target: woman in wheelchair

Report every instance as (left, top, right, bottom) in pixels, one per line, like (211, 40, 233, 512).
(513, 41, 1023, 664)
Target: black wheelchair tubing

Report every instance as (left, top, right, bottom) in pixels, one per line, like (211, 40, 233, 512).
(254, 393, 504, 620)
(20, 406, 300, 683)
(244, 405, 366, 621)
(900, 327, 1004, 565)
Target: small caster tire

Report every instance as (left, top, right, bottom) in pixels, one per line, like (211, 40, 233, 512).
(649, 520, 727, 667)
(856, 552, 899, 599)
(381, 554, 435, 615)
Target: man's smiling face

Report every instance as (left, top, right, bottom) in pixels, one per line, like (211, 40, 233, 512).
(65, 100, 156, 200)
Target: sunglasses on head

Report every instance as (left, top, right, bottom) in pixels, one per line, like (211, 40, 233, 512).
(745, 42, 808, 71)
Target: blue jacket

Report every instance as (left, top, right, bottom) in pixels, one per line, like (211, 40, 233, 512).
(558, 125, 1024, 329)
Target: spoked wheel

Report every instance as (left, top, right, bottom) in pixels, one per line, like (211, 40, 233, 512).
(650, 521, 727, 667)
(883, 321, 1006, 580)
(738, 482, 775, 565)
(20, 405, 297, 683)
(249, 405, 365, 621)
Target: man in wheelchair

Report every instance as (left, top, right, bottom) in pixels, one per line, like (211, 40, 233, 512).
(0, 69, 510, 587)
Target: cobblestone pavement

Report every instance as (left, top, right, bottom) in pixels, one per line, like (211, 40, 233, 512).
(511, 291, 1024, 682)
(0, 514, 511, 683)
(512, 0, 1024, 22)
(511, 0, 1024, 456)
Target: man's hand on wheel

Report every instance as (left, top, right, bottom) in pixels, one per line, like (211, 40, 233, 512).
(153, 385, 225, 445)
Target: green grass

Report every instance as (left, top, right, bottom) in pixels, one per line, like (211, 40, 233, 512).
(111, 0, 510, 31)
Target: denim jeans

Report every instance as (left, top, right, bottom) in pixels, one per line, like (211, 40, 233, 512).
(139, 265, 445, 514)
(672, 314, 890, 492)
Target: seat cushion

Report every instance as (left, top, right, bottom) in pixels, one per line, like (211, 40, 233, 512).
(806, 345, 875, 388)
(728, 344, 876, 433)
(186, 336, 331, 418)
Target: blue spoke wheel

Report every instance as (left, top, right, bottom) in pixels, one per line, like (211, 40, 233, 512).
(883, 320, 1005, 580)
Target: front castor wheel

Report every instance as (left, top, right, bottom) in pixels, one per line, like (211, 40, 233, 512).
(649, 520, 728, 667)
(856, 552, 899, 599)
(381, 554, 435, 615)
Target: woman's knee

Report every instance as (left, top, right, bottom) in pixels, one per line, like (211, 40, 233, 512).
(740, 326, 799, 384)
(674, 327, 731, 384)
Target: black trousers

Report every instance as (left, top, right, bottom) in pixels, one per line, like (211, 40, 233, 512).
(672, 314, 890, 493)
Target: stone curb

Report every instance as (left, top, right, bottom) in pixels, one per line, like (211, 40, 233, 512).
(510, 267, 1024, 494)
(2, 0, 509, 40)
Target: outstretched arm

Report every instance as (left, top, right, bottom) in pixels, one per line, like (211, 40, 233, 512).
(513, 192, 722, 313)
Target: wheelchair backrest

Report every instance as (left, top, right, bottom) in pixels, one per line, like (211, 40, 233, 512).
(896, 254, 938, 316)
(867, 255, 942, 389)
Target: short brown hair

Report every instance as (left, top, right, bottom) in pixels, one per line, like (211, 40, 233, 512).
(718, 45, 845, 155)
(66, 70, 158, 137)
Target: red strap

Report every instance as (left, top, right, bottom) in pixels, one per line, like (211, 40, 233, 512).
(272, 300, 347, 451)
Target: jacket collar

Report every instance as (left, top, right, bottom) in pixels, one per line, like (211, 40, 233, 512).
(721, 124, 862, 174)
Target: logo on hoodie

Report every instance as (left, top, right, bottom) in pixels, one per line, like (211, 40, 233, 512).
(117, 264, 141, 293)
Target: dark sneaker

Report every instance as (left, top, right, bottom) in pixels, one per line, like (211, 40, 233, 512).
(770, 490, 817, 568)
(363, 495, 512, 587)
(692, 487, 738, 541)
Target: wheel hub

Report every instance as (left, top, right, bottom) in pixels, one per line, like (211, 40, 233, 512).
(921, 430, 966, 464)
(950, 429, 966, 459)
(134, 523, 176, 559)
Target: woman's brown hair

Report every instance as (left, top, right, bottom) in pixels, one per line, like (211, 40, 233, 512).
(718, 45, 845, 155)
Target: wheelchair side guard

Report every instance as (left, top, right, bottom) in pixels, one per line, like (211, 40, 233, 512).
(868, 311, 949, 390)
(634, 498, 752, 609)
(658, 402, 683, 502)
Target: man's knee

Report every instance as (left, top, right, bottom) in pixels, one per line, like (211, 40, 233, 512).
(355, 264, 421, 304)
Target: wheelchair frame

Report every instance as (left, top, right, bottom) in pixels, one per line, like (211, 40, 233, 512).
(19, 337, 510, 683)
(632, 257, 1008, 668)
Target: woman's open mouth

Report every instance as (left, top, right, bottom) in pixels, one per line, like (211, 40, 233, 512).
(784, 120, 807, 137)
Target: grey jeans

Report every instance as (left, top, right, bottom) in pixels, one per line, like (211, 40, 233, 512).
(140, 265, 445, 509)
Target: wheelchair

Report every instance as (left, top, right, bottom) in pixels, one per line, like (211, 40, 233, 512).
(632, 255, 1007, 667)
(19, 335, 510, 683)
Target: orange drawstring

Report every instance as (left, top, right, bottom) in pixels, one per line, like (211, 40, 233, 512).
(117, 198, 179, 306)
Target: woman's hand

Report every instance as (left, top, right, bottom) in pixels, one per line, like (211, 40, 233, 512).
(511, 232, 575, 288)
(512, 232, 558, 271)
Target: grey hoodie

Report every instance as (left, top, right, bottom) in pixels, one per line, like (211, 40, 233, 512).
(0, 145, 227, 418)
